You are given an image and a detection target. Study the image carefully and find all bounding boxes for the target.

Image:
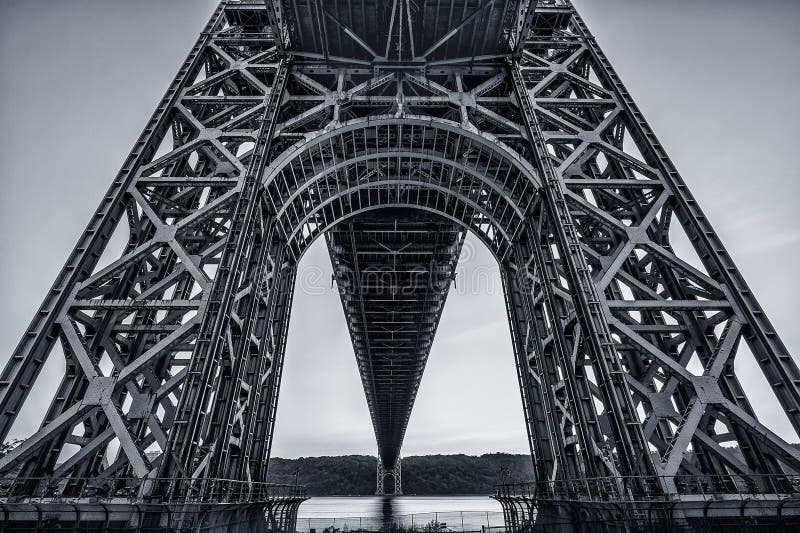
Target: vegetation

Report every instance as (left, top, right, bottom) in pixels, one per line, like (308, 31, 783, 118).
(267, 453, 534, 496)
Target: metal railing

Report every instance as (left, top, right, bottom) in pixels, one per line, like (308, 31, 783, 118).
(296, 510, 507, 533)
(0, 476, 306, 505)
(494, 474, 800, 502)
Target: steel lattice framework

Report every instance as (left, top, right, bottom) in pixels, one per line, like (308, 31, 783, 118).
(0, 0, 799, 528)
(376, 455, 403, 496)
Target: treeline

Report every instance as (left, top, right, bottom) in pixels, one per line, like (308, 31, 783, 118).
(267, 453, 535, 496)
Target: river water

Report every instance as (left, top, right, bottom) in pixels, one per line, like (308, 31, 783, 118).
(296, 496, 505, 532)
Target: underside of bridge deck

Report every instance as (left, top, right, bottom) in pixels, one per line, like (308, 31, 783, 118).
(281, 0, 520, 63)
(328, 212, 464, 468)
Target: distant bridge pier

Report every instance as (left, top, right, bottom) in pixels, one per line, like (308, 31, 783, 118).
(376, 457, 402, 496)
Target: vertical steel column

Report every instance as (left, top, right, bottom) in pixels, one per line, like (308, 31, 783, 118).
(501, 264, 562, 483)
(160, 60, 290, 487)
(251, 261, 296, 482)
(503, 258, 586, 481)
(511, 64, 657, 485)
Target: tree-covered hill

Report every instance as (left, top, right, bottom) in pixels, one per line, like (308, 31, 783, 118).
(267, 453, 534, 496)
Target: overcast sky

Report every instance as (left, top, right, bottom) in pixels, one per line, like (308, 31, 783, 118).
(0, 0, 798, 459)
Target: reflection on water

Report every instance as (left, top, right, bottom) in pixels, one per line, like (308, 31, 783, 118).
(296, 496, 505, 532)
(299, 495, 501, 517)
(381, 496, 395, 529)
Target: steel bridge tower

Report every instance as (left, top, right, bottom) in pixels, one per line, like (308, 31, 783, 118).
(376, 456, 402, 496)
(0, 0, 799, 531)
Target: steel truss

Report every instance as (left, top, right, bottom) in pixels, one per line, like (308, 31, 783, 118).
(0, 0, 797, 521)
(376, 456, 402, 496)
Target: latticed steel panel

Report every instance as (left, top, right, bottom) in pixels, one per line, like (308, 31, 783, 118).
(508, 3, 800, 491)
(0, 0, 293, 489)
(0, 0, 797, 518)
(328, 212, 463, 468)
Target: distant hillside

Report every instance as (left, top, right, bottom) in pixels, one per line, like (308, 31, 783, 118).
(267, 454, 534, 496)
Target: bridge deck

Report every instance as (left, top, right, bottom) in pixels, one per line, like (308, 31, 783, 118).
(327, 211, 464, 467)
(280, 0, 523, 63)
